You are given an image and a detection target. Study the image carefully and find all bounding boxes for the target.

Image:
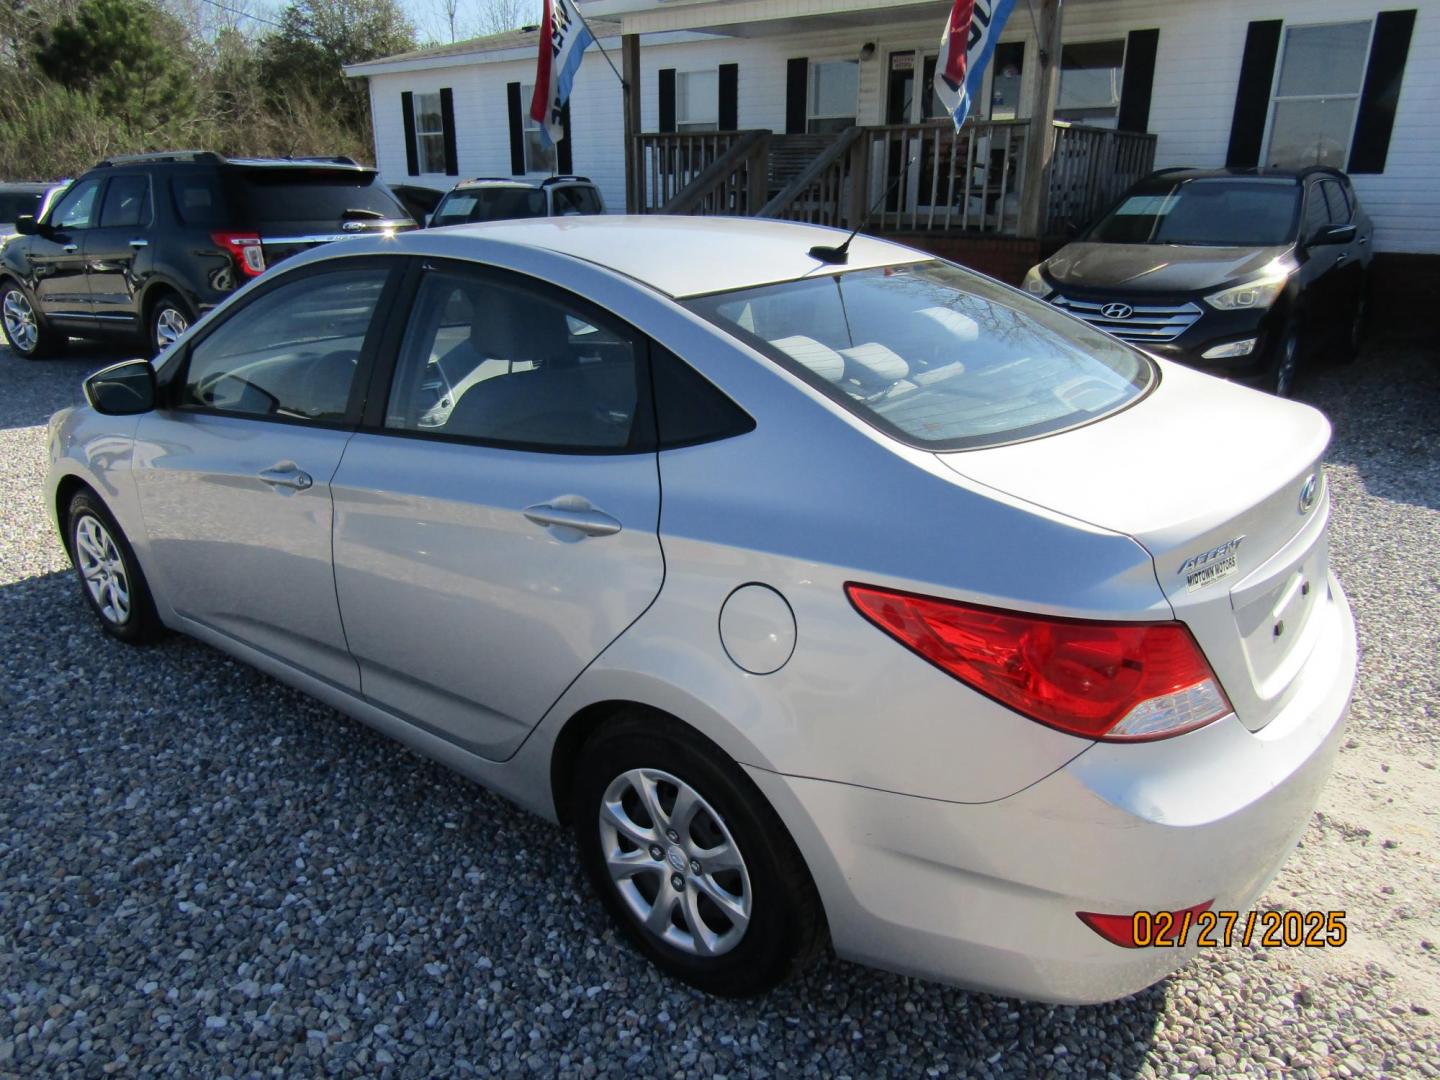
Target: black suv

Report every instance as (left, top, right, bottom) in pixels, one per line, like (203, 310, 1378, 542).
(1023, 167, 1373, 396)
(1, 152, 415, 359)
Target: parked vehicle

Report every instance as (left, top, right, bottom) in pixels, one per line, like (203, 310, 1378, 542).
(1, 152, 415, 360)
(1023, 167, 1373, 396)
(388, 182, 446, 224)
(46, 217, 1354, 1003)
(0, 181, 69, 247)
(427, 175, 604, 226)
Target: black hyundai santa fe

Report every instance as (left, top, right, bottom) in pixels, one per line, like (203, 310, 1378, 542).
(1022, 166, 1372, 396)
(1, 152, 414, 359)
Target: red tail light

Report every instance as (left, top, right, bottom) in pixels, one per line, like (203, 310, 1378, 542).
(210, 231, 266, 277)
(1077, 901, 1214, 948)
(845, 584, 1231, 742)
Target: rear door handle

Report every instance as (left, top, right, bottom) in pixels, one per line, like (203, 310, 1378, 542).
(258, 462, 313, 491)
(523, 501, 621, 537)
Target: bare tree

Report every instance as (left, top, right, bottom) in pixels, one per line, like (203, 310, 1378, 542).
(474, 0, 537, 36)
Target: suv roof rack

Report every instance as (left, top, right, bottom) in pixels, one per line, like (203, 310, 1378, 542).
(94, 151, 367, 170)
(540, 175, 591, 186)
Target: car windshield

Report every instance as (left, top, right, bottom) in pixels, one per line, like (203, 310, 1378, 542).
(1086, 179, 1301, 247)
(431, 188, 547, 225)
(686, 261, 1152, 451)
(0, 191, 43, 226)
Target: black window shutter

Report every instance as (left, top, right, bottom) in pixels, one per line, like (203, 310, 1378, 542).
(1226, 20, 1282, 167)
(658, 68, 676, 132)
(718, 63, 738, 130)
(559, 103, 573, 174)
(785, 58, 808, 134)
(401, 91, 419, 177)
(439, 87, 459, 176)
(506, 81, 525, 174)
(1349, 9, 1416, 174)
(1117, 29, 1159, 133)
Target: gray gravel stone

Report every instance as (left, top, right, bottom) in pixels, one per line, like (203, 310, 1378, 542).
(1, 338, 1437, 1077)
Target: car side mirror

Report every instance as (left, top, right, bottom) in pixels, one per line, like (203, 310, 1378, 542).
(14, 214, 39, 236)
(84, 359, 157, 416)
(1312, 223, 1357, 246)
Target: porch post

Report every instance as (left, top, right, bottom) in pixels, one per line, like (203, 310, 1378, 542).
(1017, 0, 1062, 238)
(622, 33, 642, 213)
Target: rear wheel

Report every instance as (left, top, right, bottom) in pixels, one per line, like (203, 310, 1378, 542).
(148, 292, 194, 358)
(571, 714, 825, 996)
(66, 491, 164, 645)
(1, 281, 65, 358)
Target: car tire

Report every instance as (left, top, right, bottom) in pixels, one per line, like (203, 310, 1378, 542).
(148, 291, 194, 358)
(65, 490, 164, 645)
(1340, 278, 1369, 364)
(1267, 322, 1302, 398)
(571, 712, 826, 997)
(1, 280, 65, 359)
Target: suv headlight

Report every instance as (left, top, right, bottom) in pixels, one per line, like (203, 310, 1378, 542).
(1203, 275, 1289, 311)
(1021, 264, 1051, 297)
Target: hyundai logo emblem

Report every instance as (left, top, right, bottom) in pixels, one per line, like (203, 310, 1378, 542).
(1100, 302, 1134, 320)
(1299, 473, 1319, 514)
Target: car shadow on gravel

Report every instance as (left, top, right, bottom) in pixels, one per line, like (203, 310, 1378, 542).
(1299, 338, 1440, 513)
(3, 563, 1170, 1076)
(0, 341, 141, 431)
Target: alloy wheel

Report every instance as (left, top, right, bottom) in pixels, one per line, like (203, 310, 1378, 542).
(2, 289, 38, 353)
(1274, 332, 1299, 398)
(74, 514, 131, 625)
(155, 306, 189, 351)
(598, 767, 752, 958)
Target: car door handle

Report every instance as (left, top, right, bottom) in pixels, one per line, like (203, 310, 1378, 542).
(258, 463, 313, 491)
(129, 238, 148, 248)
(63, 243, 78, 253)
(523, 501, 622, 537)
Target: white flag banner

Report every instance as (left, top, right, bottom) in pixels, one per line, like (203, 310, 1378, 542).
(529, 0, 595, 146)
(934, 0, 1018, 131)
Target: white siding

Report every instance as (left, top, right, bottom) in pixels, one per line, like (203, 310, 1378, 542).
(360, 0, 1440, 252)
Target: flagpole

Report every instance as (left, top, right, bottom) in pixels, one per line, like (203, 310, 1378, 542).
(568, 2, 628, 90)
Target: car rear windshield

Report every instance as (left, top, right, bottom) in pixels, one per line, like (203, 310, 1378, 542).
(685, 261, 1153, 451)
(0, 191, 43, 225)
(431, 188, 547, 225)
(1086, 179, 1300, 246)
(227, 168, 408, 226)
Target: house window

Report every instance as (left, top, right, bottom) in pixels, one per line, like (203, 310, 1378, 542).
(676, 70, 719, 131)
(989, 42, 1025, 120)
(808, 60, 859, 133)
(413, 92, 447, 174)
(1056, 40, 1126, 126)
(521, 83, 557, 173)
(1265, 21, 1371, 169)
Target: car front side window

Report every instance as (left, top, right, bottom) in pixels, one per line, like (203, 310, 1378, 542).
(384, 269, 641, 451)
(48, 179, 103, 231)
(180, 266, 391, 423)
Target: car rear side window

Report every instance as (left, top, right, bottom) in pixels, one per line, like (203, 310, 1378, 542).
(686, 261, 1152, 452)
(384, 270, 641, 451)
(651, 346, 754, 448)
(99, 175, 151, 228)
(172, 175, 226, 225)
(180, 267, 389, 422)
(552, 186, 602, 215)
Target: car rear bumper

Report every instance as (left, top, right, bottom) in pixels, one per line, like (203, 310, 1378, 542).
(747, 571, 1355, 1004)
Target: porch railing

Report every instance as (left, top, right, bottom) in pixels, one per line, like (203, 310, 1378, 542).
(639, 120, 1156, 237)
(664, 130, 771, 217)
(1047, 123, 1158, 235)
(632, 130, 767, 214)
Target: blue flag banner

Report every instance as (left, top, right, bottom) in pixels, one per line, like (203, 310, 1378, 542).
(933, 0, 1019, 132)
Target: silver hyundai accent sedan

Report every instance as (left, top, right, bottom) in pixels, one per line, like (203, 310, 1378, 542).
(45, 217, 1356, 1002)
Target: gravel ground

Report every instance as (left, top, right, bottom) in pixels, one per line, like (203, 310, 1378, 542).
(1, 337, 1437, 1078)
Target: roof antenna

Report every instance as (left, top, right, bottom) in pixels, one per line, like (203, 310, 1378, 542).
(808, 154, 917, 265)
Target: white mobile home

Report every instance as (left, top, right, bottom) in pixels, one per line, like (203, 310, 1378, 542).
(347, 0, 1435, 286)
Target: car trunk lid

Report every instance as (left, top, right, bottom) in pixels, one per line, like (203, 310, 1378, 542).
(935, 361, 1332, 732)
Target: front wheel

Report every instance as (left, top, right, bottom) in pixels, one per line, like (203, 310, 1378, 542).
(1267, 324, 1302, 398)
(66, 491, 164, 644)
(572, 715, 825, 996)
(1, 281, 65, 358)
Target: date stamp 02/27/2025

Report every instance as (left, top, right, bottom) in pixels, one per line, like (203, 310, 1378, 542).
(1077, 908, 1349, 949)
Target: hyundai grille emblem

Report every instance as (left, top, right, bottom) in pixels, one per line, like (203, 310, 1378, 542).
(1100, 302, 1134, 320)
